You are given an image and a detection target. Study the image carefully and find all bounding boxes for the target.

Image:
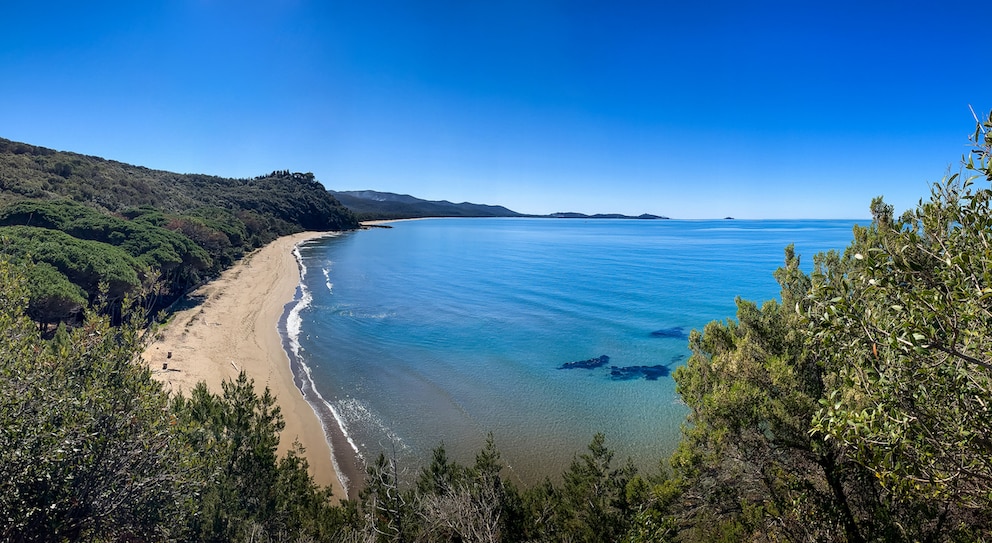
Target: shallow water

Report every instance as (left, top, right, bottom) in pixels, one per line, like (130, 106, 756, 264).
(289, 218, 860, 486)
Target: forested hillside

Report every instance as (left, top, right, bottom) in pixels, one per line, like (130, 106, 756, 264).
(0, 138, 358, 324)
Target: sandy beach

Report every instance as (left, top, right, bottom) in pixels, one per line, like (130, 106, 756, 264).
(143, 231, 348, 500)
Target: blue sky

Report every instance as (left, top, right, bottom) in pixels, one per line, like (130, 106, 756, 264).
(1, 1, 988, 218)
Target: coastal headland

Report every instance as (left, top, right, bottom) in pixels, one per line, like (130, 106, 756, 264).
(143, 231, 349, 500)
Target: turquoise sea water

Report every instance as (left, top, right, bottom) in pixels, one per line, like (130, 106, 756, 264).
(288, 218, 861, 489)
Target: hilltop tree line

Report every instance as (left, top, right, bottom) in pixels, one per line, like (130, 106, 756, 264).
(2, 113, 992, 541)
(0, 139, 359, 324)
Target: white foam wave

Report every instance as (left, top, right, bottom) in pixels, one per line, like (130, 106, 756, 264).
(325, 397, 363, 461)
(287, 247, 312, 361)
(335, 308, 395, 320)
(293, 246, 307, 279)
(322, 267, 333, 294)
(297, 357, 354, 491)
(334, 397, 408, 454)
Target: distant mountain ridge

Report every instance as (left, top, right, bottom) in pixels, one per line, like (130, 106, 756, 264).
(329, 190, 523, 220)
(330, 190, 670, 221)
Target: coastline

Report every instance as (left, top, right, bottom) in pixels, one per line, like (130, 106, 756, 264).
(359, 217, 425, 227)
(143, 231, 351, 500)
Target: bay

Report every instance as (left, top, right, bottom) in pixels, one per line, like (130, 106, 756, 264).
(290, 218, 861, 486)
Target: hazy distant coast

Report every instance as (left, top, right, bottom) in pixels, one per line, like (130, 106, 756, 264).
(331, 189, 669, 221)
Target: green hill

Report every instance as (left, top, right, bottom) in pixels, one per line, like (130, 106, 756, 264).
(0, 137, 358, 324)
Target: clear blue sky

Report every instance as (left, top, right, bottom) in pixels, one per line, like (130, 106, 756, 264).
(1, 1, 988, 218)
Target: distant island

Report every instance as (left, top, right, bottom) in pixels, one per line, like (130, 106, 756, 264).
(548, 212, 669, 220)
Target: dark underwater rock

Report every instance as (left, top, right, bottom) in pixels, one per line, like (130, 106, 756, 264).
(609, 364, 670, 381)
(559, 355, 610, 370)
(650, 327, 687, 339)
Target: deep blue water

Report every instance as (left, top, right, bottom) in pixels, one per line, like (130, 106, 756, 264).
(289, 218, 860, 487)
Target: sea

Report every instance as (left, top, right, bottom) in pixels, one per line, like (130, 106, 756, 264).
(285, 218, 862, 489)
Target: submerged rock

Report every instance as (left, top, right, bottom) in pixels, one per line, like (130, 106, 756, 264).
(559, 355, 610, 370)
(650, 327, 687, 339)
(609, 364, 670, 381)
(559, 355, 675, 381)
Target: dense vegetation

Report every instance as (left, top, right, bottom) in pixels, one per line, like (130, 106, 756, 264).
(2, 113, 992, 541)
(0, 138, 358, 324)
(0, 276, 347, 541)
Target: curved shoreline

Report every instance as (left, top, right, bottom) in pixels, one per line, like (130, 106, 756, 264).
(143, 231, 351, 501)
(280, 239, 364, 498)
